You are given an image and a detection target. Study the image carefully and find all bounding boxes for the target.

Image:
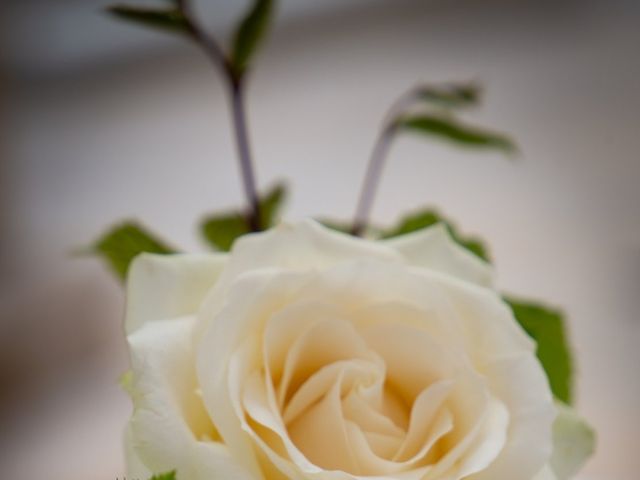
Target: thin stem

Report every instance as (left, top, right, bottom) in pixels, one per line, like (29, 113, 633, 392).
(350, 88, 420, 236)
(350, 124, 397, 236)
(178, 0, 262, 231)
(229, 77, 262, 231)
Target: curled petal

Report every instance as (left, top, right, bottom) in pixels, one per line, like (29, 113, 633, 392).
(384, 223, 493, 287)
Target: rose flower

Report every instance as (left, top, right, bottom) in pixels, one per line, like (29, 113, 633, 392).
(122, 220, 592, 480)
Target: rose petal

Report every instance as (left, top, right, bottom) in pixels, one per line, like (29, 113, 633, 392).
(533, 464, 558, 480)
(127, 317, 253, 480)
(216, 220, 403, 295)
(384, 223, 493, 287)
(549, 402, 595, 480)
(361, 323, 457, 404)
(126, 253, 226, 334)
(284, 359, 384, 425)
(277, 317, 379, 407)
(470, 353, 555, 480)
(287, 375, 360, 472)
(197, 270, 313, 478)
(342, 389, 405, 440)
(124, 424, 151, 479)
(393, 380, 454, 462)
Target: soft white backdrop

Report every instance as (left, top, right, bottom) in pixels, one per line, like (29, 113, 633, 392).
(1, 0, 638, 479)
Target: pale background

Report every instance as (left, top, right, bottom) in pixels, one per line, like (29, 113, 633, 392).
(1, 0, 638, 479)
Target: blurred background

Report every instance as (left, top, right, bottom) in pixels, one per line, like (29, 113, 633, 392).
(1, 0, 639, 479)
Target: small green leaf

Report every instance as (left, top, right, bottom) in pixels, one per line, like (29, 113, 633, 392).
(92, 221, 175, 280)
(201, 182, 286, 251)
(200, 213, 249, 252)
(506, 297, 574, 404)
(149, 471, 176, 480)
(398, 114, 517, 154)
(259, 181, 286, 227)
(382, 209, 490, 262)
(416, 83, 481, 109)
(231, 0, 275, 75)
(106, 5, 190, 34)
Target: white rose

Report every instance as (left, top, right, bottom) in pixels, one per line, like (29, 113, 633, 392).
(122, 220, 593, 480)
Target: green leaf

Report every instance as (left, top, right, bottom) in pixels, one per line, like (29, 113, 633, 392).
(106, 5, 190, 34)
(200, 212, 249, 252)
(416, 83, 481, 109)
(381, 209, 490, 262)
(398, 114, 517, 154)
(92, 221, 175, 280)
(201, 182, 286, 251)
(149, 471, 176, 480)
(231, 0, 275, 74)
(506, 297, 574, 404)
(258, 181, 286, 227)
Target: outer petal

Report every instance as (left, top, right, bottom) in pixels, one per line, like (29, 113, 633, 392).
(127, 316, 254, 480)
(471, 355, 555, 480)
(126, 253, 227, 334)
(533, 464, 558, 480)
(383, 223, 493, 287)
(549, 402, 595, 480)
(124, 423, 151, 479)
(215, 219, 404, 290)
(194, 220, 405, 336)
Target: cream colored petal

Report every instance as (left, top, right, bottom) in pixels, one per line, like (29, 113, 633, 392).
(126, 253, 226, 334)
(421, 370, 497, 480)
(352, 300, 459, 348)
(183, 220, 403, 334)
(124, 423, 151, 479)
(362, 431, 404, 459)
(361, 323, 456, 404)
(393, 380, 454, 461)
(128, 316, 204, 471)
(447, 398, 510, 479)
(287, 375, 359, 473)
(127, 316, 250, 480)
(342, 389, 405, 440)
(344, 408, 452, 475)
(197, 270, 310, 479)
(242, 369, 320, 471)
(186, 439, 260, 480)
(344, 421, 397, 475)
(549, 402, 595, 480)
(278, 317, 378, 407)
(470, 353, 555, 480)
(384, 223, 493, 287)
(241, 357, 370, 477)
(298, 260, 525, 368)
(263, 300, 346, 386)
(533, 464, 558, 480)
(428, 271, 535, 363)
(284, 359, 383, 425)
(214, 220, 403, 295)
